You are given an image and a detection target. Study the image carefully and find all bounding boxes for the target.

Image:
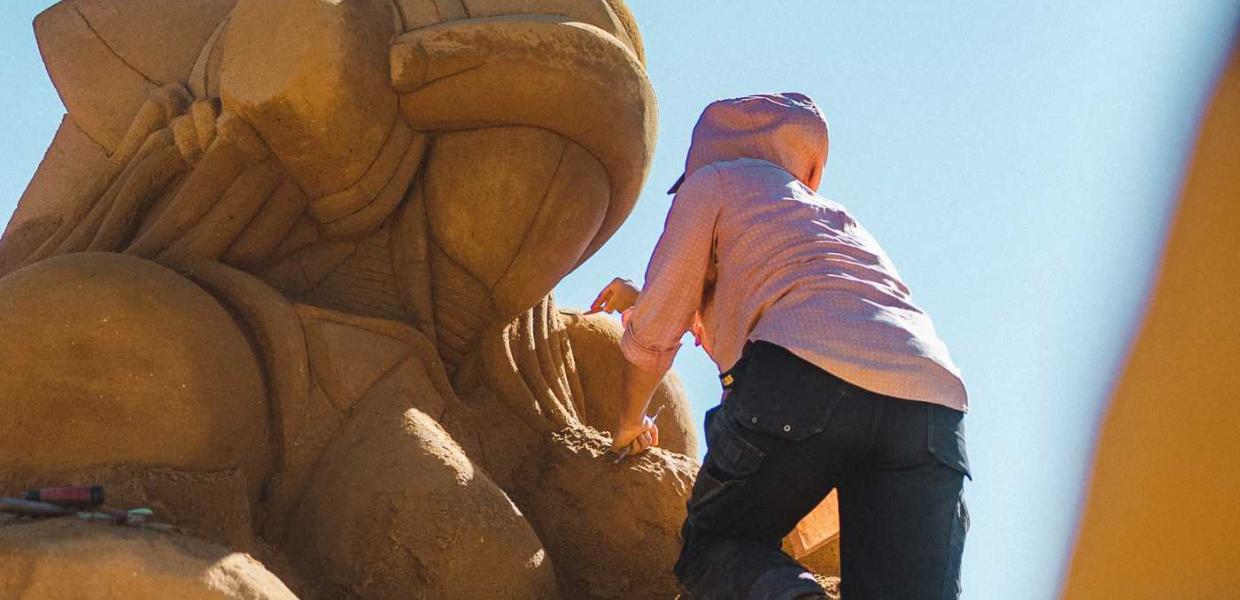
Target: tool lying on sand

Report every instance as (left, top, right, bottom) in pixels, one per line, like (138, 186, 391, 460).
(77, 507, 174, 530)
(612, 405, 665, 464)
(25, 485, 104, 507)
(0, 497, 74, 517)
(1, 485, 174, 531)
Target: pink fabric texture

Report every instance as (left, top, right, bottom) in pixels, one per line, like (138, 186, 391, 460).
(620, 93, 968, 411)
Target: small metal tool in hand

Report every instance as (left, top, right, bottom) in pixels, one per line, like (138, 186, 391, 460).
(612, 405, 665, 464)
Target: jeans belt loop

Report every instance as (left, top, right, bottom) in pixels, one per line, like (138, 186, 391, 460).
(719, 340, 756, 390)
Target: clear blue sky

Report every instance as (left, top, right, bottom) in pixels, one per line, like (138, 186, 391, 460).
(0, 2, 1235, 599)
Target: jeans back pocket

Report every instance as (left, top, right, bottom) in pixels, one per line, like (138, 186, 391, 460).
(704, 405, 766, 478)
(729, 341, 844, 441)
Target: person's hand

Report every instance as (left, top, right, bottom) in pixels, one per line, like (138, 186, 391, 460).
(610, 414, 660, 457)
(586, 277, 640, 315)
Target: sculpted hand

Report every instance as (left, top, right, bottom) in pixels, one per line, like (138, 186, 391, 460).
(586, 277, 640, 315)
(610, 414, 660, 457)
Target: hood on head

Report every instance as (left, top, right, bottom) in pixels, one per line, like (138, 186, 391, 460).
(670, 92, 829, 194)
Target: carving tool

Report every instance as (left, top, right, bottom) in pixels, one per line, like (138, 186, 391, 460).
(0, 497, 74, 517)
(25, 485, 104, 507)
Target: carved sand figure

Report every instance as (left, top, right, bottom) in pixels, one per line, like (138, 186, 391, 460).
(0, 1, 702, 597)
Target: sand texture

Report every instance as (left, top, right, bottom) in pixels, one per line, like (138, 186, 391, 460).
(0, 1, 722, 597)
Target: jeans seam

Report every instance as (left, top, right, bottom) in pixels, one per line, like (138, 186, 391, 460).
(937, 490, 965, 600)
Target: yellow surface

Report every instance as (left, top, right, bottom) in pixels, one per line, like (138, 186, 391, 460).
(1063, 43, 1240, 599)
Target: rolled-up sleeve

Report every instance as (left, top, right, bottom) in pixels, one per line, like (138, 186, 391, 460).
(620, 170, 719, 376)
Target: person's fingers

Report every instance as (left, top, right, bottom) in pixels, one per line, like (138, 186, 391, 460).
(613, 425, 642, 453)
(587, 278, 640, 315)
(650, 423, 660, 448)
(637, 431, 652, 453)
(589, 287, 610, 313)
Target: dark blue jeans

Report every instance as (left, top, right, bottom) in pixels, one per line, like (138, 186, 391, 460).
(674, 341, 971, 600)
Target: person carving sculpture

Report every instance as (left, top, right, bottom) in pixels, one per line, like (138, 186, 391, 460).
(589, 93, 972, 599)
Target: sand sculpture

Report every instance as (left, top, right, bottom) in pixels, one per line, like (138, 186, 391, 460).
(0, 1, 704, 597)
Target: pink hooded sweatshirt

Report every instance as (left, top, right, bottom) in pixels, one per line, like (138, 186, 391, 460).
(620, 93, 968, 411)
